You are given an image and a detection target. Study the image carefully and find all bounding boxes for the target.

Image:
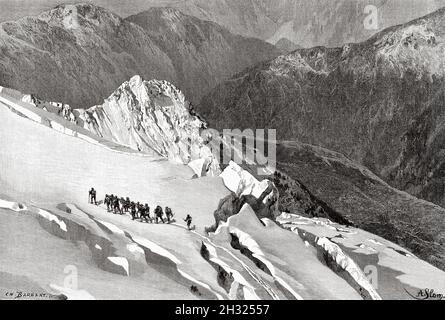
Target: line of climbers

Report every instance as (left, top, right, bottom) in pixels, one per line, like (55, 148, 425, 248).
(104, 194, 175, 224)
(88, 188, 193, 229)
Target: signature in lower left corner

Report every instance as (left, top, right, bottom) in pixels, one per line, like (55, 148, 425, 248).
(4, 290, 59, 300)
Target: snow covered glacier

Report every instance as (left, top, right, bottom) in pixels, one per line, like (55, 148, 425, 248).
(0, 78, 444, 300)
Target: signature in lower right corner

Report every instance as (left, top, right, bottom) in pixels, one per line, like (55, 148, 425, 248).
(404, 288, 444, 300)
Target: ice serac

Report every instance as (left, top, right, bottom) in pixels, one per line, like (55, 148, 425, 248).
(277, 212, 445, 300)
(76, 75, 220, 177)
(22, 94, 76, 123)
(207, 161, 279, 232)
(220, 161, 273, 201)
(213, 204, 363, 300)
(215, 162, 380, 299)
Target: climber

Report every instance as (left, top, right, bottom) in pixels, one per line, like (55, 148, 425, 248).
(130, 202, 137, 220)
(89, 188, 97, 205)
(141, 204, 151, 223)
(69, 110, 76, 123)
(136, 203, 144, 221)
(62, 105, 69, 119)
(119, 197, 125, 215)
(109, 194, 115, 211)
(136, 202, 143, 219)
(184, 214, 193, 230)
(124, 197, 131, 213)
(104, 194, 111, 212)
(110, 195, 115, 213)
(155, 206, 165, 224)
(165, 206, 174, 223)
(113, 196, 120, 214)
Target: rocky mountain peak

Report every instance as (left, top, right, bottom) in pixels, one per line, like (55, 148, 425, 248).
(40, 3, 114, 20)
(105, 75, 200, 130)
(36, 3, 123, 31)
(265, 5, 445, 79)
(76, 75, 220, 177)
(152, 6, 187, 20)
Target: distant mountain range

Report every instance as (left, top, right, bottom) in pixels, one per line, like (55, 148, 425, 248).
(0, 4, 280, 108)
(144, 0, 445, 47)
(2, 1, 445, 48)
(197, 7, 445, 212)
(150, 0, 445, 48)
(126, 7, 281, 105)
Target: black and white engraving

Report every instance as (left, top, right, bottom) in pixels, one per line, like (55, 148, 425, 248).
(0, 0, 444, 303)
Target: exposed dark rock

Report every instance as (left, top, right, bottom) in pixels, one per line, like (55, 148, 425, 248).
(206, 182, 279, 233)
(229, 233, 272, 276)
(272, 170, 353, 226)
(272, 142, 445, 271)
(0, 4, 280, 107)
(198, 7, 445, 214)
(127, 8, 281, 104)
(200, 242, 234, 293)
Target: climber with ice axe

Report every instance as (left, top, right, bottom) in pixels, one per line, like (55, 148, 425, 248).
(89, 187, 97, 205)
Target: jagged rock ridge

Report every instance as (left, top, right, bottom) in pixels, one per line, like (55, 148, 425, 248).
(143, 0, 445, 48)
(76, 75, 220, 176)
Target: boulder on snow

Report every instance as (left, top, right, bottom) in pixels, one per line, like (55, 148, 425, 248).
(188, 157, 213, 177)
(220, 161, 274, 200)
(206, 162, 279, 232)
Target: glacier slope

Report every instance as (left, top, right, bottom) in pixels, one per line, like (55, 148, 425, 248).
(2, 80, 443, 300)
(0, 91, 363, 300)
